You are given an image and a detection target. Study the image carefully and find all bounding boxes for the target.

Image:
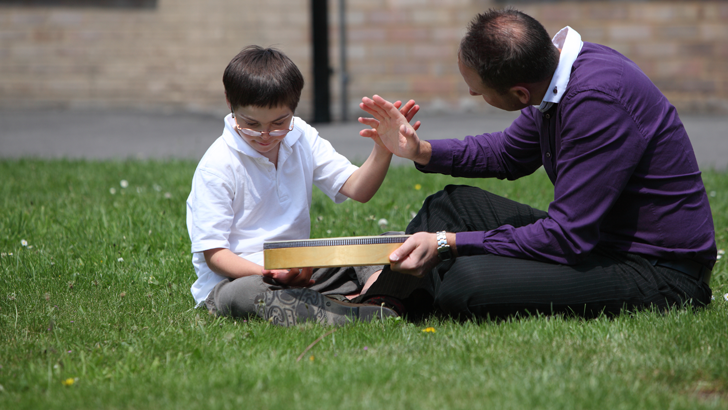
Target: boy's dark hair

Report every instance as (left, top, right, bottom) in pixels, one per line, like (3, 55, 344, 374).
(459, 9, 559, 95)
(223, 46, 304, 112)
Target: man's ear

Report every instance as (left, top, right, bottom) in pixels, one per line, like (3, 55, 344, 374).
(510, 85, 532, 106)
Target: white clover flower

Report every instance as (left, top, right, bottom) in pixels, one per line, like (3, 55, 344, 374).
(117, 257, 124, 262)
(110, 188, 116, 195)
(378, 218, 388, 230)
(164, 192, 172, 199)
(326, 230, 332, 234)
(153, 184, 161, 192)
(21, 239, 28, 247)
(709, 191, 717, 197)
(120, 180, 129, 188)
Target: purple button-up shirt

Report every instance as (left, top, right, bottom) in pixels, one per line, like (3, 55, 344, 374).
(418, 42, 716, 268)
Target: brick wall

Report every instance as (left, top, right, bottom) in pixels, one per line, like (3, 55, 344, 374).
(340, 0, 728, 115)
(523, 1, 728, 113)
(1, 1, 726, 119)
(0, 0, 312, 115)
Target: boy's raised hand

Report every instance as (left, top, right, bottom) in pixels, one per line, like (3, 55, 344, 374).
(262, 267, 315, 288)
(358, 96, 422, 160)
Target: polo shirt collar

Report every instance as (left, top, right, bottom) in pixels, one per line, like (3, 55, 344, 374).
(538, 26, 584, 113)
(221, 113, 302, 159)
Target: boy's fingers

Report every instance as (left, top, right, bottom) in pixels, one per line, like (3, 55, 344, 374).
(359, 129, 379, 139)
(372, 95, 402, 116)
(358, 117, 379, 128)
(361, 97, 389, 120)
(292, 273, 314, 288)
(359, 104, 384, 122)
(412, 120, 421, 131)
(359, 129, 378, 137)
(369, 95, 394, 115)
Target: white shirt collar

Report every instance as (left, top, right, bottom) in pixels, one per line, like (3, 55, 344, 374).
(538, 26, 584, 113)
(221, 113, 302, 159)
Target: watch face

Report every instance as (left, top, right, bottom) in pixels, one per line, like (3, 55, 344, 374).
(438, 247, 452, 261)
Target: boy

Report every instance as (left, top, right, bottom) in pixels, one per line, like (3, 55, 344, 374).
(186, 46, 418, 326)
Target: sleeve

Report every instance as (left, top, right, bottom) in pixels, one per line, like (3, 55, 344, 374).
(186, 166, 237, 253)
(308, 129, 359, 204)
(460, 91, 647, 264)
(416, 109, 543, 180)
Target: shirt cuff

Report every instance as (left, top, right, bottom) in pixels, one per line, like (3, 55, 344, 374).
(414, 139, 453, 174)
(455, 231, 488, 256)
(191, 239, 230, 254)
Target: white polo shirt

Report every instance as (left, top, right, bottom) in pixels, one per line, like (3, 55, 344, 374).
(186, 114, 358, 305)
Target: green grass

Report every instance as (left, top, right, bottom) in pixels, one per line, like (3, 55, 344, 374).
(0, 159, 726, 410)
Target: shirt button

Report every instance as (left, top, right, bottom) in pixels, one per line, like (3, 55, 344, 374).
(544, 114, 551, 119)
(545, 152, 551, 158)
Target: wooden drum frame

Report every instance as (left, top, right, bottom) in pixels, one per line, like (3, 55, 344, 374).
(263, 235, 410, 269)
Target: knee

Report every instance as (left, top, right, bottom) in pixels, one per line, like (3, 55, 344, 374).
(214, 276, 272, 318)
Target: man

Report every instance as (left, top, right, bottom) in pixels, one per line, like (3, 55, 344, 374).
(356, 9, 715, 319)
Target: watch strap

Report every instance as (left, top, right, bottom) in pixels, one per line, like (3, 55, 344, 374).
(436, 231, 452, 261)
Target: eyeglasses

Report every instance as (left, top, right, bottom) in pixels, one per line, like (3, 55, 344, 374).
(234, 117, 295, 138)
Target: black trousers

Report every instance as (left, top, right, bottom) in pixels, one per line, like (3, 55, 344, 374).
(361, 185, 712, 320)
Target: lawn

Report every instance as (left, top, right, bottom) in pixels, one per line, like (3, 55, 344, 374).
(0, 159, 726, 410)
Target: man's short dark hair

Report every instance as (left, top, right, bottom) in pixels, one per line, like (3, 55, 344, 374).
(223, 46, 304, 112)
(459, 9, 560, 94)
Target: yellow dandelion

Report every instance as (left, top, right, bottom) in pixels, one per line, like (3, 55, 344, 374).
(422, 327, 436, 333)
(62, 378, 75, 387)
(414, 184, 422, 190)
(309, 355, 315, 362)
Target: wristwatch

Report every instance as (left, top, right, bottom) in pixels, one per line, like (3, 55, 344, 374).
(436, 231, 453, 261)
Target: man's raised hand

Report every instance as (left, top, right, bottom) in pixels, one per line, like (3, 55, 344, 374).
(358, 95, 424, 161)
